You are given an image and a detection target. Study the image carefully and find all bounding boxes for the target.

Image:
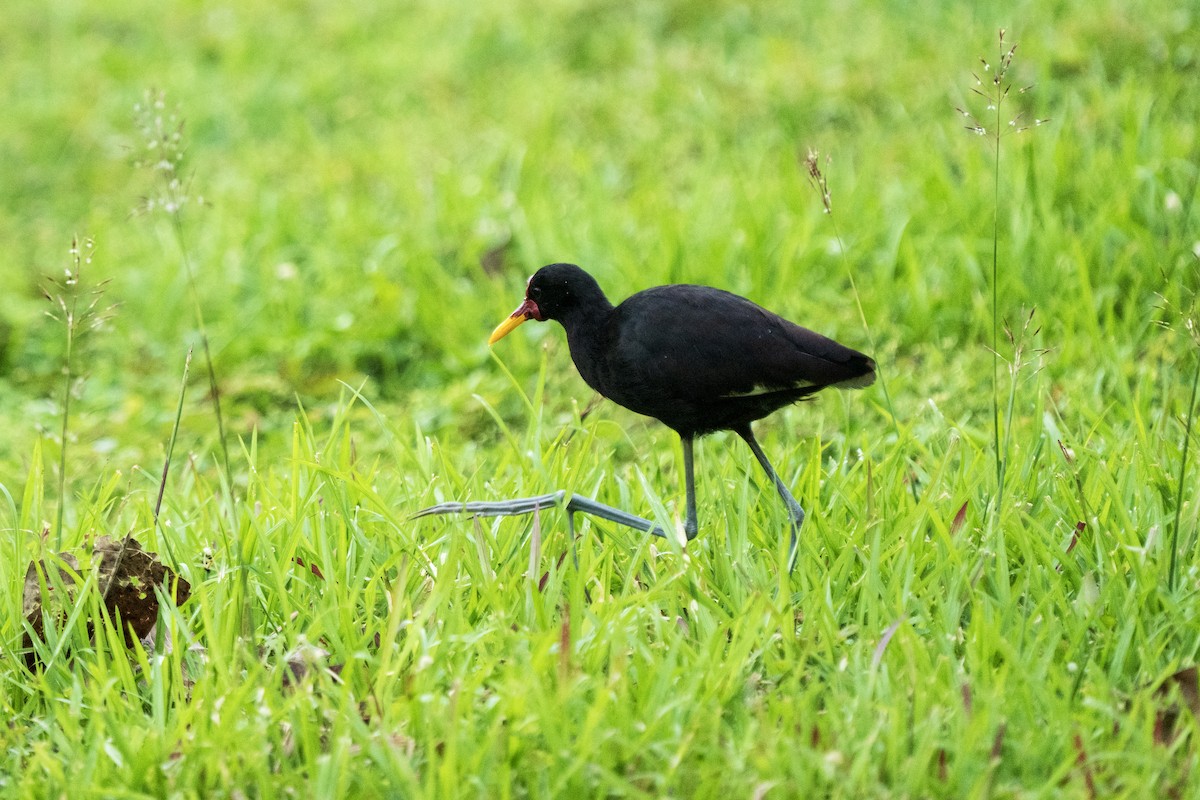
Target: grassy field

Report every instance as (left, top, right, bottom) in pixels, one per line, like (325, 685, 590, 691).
(2, 0, 1199, 796)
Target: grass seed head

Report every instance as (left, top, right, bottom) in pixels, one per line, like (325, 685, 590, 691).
(1156, 262, 1200, 351)
(802, 148, 832, 214)
(958, 29, 1047, 140)
(42, 237, 115, 339)
(132, 88, 204, 217)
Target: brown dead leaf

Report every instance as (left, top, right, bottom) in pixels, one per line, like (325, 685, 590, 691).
(990, 722, 1006, 762)
(22, 553, 80, 622)
(950, 500, 969, 536)
(95, 536, 191, 643)
(559, 606, 571, 680)
(21, 536, 190, 670)
(281, 642, 345, 689)
(21, 553, 81, 669)
(1056, 521, 1086, 572)
(293, 557, 325, 580)
(1073, 733, 1097, 800)
(1154, 666, 1200, 745)
(1065, 521, 1085, 557)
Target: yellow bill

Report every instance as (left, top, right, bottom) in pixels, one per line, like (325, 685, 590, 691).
(489, 296, 541, 345)
(488, 313, 530, 345)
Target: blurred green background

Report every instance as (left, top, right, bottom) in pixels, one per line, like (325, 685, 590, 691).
(0, 0, 1196, 505)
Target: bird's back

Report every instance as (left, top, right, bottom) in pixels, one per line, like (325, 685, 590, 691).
(576, 284, 874, 436)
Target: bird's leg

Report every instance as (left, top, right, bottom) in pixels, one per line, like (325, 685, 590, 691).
(681, 435, 699, 540)
(736, 426, 805, 568)
(413, 491, 667, 539)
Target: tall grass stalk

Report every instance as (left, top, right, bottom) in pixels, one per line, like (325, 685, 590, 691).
(803, 151, 903, 472)
(133, 90, 232, 489)
(1160, 265, 1200, 591)
(42, 237, 112, 549)
(956, 29, 1046, 511)
(152, 347, 194, 569)
(1169, 354, 1199, 591)
(155, 347, 193, 526)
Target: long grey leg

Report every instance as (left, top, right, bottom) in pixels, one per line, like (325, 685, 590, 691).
(735, 425, 804, 567)
(681, 435, 699, 540)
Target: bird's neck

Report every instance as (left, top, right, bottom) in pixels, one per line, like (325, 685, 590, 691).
(559, 297, 612, 341)
(557, 297, 615, 383)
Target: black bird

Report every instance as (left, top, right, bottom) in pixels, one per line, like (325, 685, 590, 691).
(487, 263, 875, 553)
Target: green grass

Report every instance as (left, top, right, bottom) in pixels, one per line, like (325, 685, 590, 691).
(2, 0, 1200, 796)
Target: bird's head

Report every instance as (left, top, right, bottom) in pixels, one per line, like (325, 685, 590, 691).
(488, 263, 602, 344)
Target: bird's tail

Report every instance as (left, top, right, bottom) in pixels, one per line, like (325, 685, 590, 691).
(832, 355, 876, 390)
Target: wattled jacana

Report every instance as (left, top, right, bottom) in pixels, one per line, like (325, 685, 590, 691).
(469, 262, 875, 557)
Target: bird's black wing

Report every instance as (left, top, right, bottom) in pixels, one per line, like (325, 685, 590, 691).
(607, 285, 873, 403)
